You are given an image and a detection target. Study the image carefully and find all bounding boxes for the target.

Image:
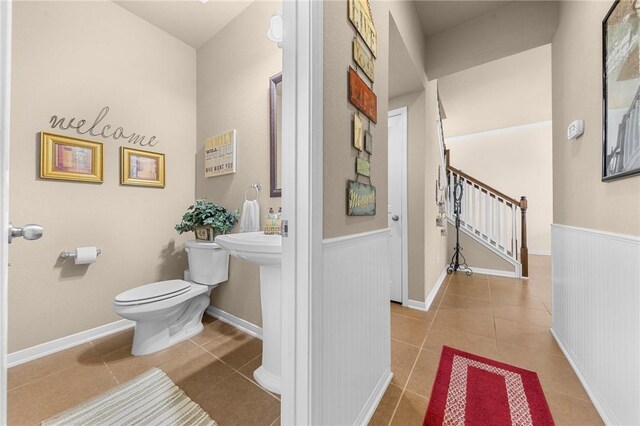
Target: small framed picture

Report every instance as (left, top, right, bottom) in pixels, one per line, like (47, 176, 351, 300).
(364, 130, 372, 155)
(40, 132, 103, 183)
(121, 147, 165, 188)
(353, 113, 364, 151)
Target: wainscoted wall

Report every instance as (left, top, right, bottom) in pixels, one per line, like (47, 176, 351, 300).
(551, 224, 640, 425)
(314, 230, 391, 425)
(9, 1, 196, 352)
(196, 0, 282, 327)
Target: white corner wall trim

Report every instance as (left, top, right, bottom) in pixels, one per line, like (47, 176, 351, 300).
(318, 228, 390, 425)
(469, 267, 518, 278)
(205, 306, 262, 340)
(7, 319, 134, 368)
(551, 223, 640, 425)
(354, 368, 393, 425)
(444, 120, 552, 143)
(528, 250, 551, 256)
(550, 329, 614, 425)
(408, 267, 448, 311)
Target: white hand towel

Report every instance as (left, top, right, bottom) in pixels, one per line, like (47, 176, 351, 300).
(239, 199, 260, 232)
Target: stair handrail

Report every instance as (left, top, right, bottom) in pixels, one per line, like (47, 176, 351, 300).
(445, 159, 529, 277)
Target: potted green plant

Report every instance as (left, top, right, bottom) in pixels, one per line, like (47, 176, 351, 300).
(175, 199, 239, 241)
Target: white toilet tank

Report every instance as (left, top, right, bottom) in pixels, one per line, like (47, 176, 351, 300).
(185, 240, 229, 286)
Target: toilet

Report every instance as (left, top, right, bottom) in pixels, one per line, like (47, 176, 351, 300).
(114, 240, 229, 356)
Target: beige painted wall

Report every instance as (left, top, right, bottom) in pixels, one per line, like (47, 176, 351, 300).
(425, 1, 559, 79)
(9, 1, 196, 351)
(552, 1, 640, 236)
(323, 0, 448, 301)
(446, 122, 553, 252)
(446, 223, 516, 273)
(196, 1, 282, 326)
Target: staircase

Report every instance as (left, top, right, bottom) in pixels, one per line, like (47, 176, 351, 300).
(445, 150, 529, 278)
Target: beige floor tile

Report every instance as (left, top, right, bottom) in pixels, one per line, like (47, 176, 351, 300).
(545, 390, 604, 426)
(391, 339, 420, 387)
(405, 349, 441, 399)
(8, 362, 117, 425)
(90, 328, 134, 356)
(390, 312, 429, 347)
(238, 355, 262, 382)
(189, 372, 280, 426)
(202, 328, 263, 370)
(490, 282, 548, 311)
(270, 416, 281, 426)
(8, 342, 100, 391)
(190, 318, 236, 346)
(439, 292, 493, 315)
(390, 302, 435, 323)
(445, 279, 491, 302)
(102, 339, 199, 383)
(432, 309, 496, 339)
(390, 390, 428, 426)
(369, 383, 403, 426)
(494, 317, 561, 355)
(448, 273, 489, 285)
(159, 344, 235, 395)
(423, 323, 499, 360)
(492, 306, 552, 328)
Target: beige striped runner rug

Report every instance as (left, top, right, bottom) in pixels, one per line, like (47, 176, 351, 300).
(42, 368, 217, 426)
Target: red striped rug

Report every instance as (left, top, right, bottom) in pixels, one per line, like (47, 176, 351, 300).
(424, 346, 554, 426)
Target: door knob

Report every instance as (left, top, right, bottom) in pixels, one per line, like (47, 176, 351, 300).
(391, 215, 400, 222)
(8, 223, 43, 243)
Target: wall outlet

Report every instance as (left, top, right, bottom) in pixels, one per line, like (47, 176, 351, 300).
(567, 119, 584, 140)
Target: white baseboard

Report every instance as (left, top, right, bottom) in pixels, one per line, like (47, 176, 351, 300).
(550, 328, 612, 425)
(407, 267, 448, 312)
(469, 267, 518, 278)
(8, 319, 134, 368)
(529, 250, 551, 256)
(354, 367, 393, 425)
(205, 306, 263, 340)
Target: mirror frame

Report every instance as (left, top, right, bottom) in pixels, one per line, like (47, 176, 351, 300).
(269, 72, 282, 197)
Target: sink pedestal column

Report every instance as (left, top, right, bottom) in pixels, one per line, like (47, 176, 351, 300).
(253, 263, 282, 394)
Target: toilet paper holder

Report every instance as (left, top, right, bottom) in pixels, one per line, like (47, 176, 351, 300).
(59, 248, 102, 259)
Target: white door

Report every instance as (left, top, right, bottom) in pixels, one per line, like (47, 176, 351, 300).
(387, 107, 407, 304)
(0, 2, 12, 422)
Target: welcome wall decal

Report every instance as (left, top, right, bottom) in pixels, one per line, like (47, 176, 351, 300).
(49, 106, 160, 147)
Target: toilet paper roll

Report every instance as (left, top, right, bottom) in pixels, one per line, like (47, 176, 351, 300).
(74, 247, 98, 265)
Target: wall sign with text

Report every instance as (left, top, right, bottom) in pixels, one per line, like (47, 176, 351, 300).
(348, 0, 377, 57)
(205, 130, 237, 178)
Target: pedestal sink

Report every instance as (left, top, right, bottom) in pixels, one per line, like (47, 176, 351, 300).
(214, 231, 282, 394)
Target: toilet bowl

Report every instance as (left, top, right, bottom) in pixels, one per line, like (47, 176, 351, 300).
(113, 240, 229, 356)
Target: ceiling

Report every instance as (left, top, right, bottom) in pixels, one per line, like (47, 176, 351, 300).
(438, 44, 552, 137)
(414, 1, 514, 38)
(114, 1, 254, 49)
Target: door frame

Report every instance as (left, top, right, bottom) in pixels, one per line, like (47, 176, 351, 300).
(388, 107, 409, 306)
(281, 0, 323, 424)
(0, 0, 12, 423)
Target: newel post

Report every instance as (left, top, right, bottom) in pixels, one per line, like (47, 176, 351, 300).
(445, 149, 450, 168)
(519, 196, 528, 278)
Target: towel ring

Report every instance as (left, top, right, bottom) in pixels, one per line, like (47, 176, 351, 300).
(245, 183, 261, 201)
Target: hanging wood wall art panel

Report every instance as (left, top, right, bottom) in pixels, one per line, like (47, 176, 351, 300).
(348, 0, 377, 57)
(353, 39, 374, 82)
(347, 180, 376, 216)
(348, 67, 377, 123)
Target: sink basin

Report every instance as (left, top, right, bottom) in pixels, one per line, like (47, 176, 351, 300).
(214, 232, 281, 265)
(214, 231, 283, 394)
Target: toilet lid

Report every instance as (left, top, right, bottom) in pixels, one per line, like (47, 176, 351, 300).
(114, 280, 191, 306)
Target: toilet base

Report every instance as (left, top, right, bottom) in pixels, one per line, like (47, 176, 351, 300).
(254, 365, 281, 394)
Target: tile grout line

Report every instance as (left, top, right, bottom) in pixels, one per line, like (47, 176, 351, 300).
(386, 276, 451, 425)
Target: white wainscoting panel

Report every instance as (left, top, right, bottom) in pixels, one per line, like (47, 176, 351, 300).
(315, 229, 391, 425)
(551, 224, 640, 425)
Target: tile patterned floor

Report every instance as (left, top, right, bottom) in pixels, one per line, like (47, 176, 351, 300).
(8, 255, 602, 425)
(8, 316, 280, 426)
(370, 255, 604, 425)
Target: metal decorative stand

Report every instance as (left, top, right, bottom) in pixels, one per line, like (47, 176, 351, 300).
(447, 176, 473, 276)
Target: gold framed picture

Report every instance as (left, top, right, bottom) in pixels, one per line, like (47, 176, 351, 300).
(40, 132, 103, 183)
(120, 147, 165, 188)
